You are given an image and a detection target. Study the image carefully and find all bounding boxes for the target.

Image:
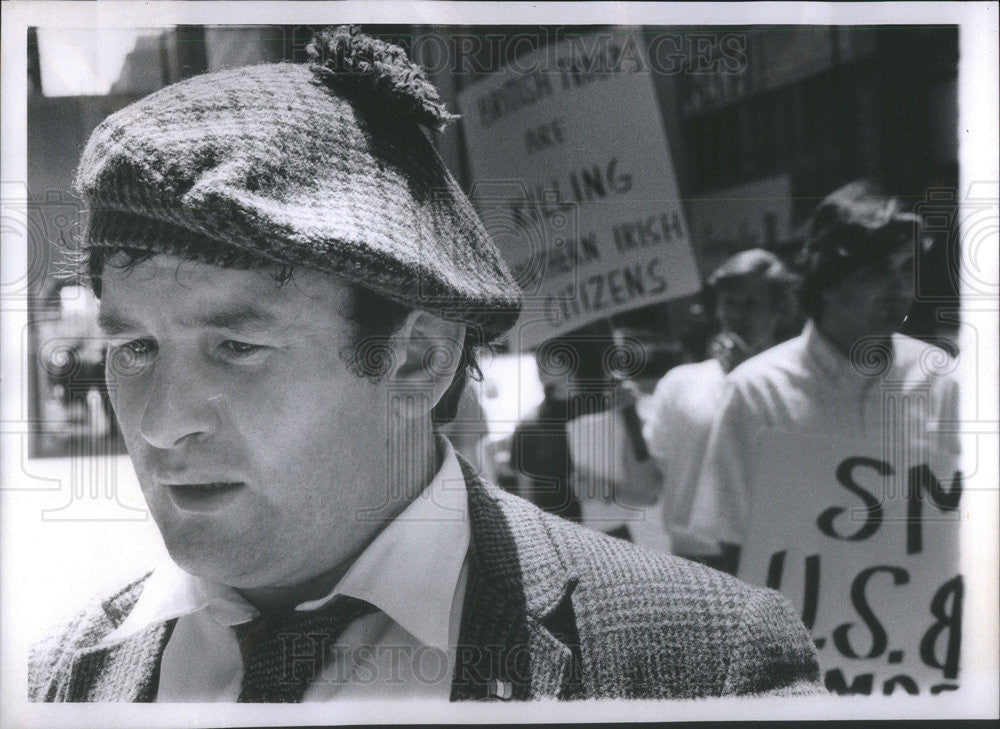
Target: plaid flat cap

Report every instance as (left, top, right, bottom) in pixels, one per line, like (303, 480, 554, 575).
(75, 26, 522, 342)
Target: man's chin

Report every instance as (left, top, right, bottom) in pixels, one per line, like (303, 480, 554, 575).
(168, 549, 261, 588)
(159, 525, 264, 587)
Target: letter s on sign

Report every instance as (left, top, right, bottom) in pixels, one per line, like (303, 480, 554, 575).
(832, 565, 910, 659)
(817, 456, 890, 542)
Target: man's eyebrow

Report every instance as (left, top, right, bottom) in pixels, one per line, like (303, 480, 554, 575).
(186, 307, 282, 331)
(98, 306, 297, 335)
(97, 310, 141, 336)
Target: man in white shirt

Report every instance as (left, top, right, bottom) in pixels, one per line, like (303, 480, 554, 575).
(641, 249, 797, 562)
(688, 182, 960, 574)
(29, 26, 823, 703)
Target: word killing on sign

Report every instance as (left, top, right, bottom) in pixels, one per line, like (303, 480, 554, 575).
(508, 157, 634, 226)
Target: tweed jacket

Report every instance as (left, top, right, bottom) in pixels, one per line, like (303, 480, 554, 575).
(29, 461, 822, 701)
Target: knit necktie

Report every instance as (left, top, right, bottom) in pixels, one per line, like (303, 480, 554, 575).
(232, 595, 377, 703)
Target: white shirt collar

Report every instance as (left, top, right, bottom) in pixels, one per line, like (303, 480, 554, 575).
(802, 318, 899, 384)
(99, 440, 469, 653)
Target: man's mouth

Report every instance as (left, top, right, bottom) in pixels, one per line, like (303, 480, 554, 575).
(164, 482, 245, 512)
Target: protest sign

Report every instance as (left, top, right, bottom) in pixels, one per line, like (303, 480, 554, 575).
(741, 431, 964, 697)
(456, 32, 701, 349)
(685, 173, 793, 276)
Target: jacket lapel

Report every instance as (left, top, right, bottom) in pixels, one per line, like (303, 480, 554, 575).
(453, 458, 578, 700)
(523, 614, 577, 699)
(66, 620, 175, 701)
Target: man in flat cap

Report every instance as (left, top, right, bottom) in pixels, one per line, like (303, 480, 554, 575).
(30, 27, 821, 702)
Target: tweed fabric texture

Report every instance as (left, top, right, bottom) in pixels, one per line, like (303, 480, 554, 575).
(452, 458, 823, 700)
(232, 596, 377, 702)
(29, 465, 823, 702)
(75, 55, 522, 342)
(28, 574, 173, 702)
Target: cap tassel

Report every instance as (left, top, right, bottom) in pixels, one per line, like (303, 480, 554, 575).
(307, 25, 461, 132)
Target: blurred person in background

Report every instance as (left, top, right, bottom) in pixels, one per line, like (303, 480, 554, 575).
(687, 181, 960, 575)
(677, 301, 717, 364)
(509, 340, 582, 523)
(566, 328, 684, 548)
(641, 249, 798, 564)
(439, 381, 495, 483)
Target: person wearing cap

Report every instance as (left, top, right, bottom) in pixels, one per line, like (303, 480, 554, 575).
(686, 182, 961, 576)
(29, 27, 822, 702)
(640, 249, 798, 567)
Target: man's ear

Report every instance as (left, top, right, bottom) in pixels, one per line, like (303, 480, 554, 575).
(387, 310, 466, 419)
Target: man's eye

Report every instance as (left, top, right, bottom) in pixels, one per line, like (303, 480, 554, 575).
(220, 340, 267, 358)
(114, 338, 156, 357)
(126, 340, 154, 355)
(106, 339, 156, 376)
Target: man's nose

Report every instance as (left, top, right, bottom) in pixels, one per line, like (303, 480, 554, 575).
(138, 353, 221, 449)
